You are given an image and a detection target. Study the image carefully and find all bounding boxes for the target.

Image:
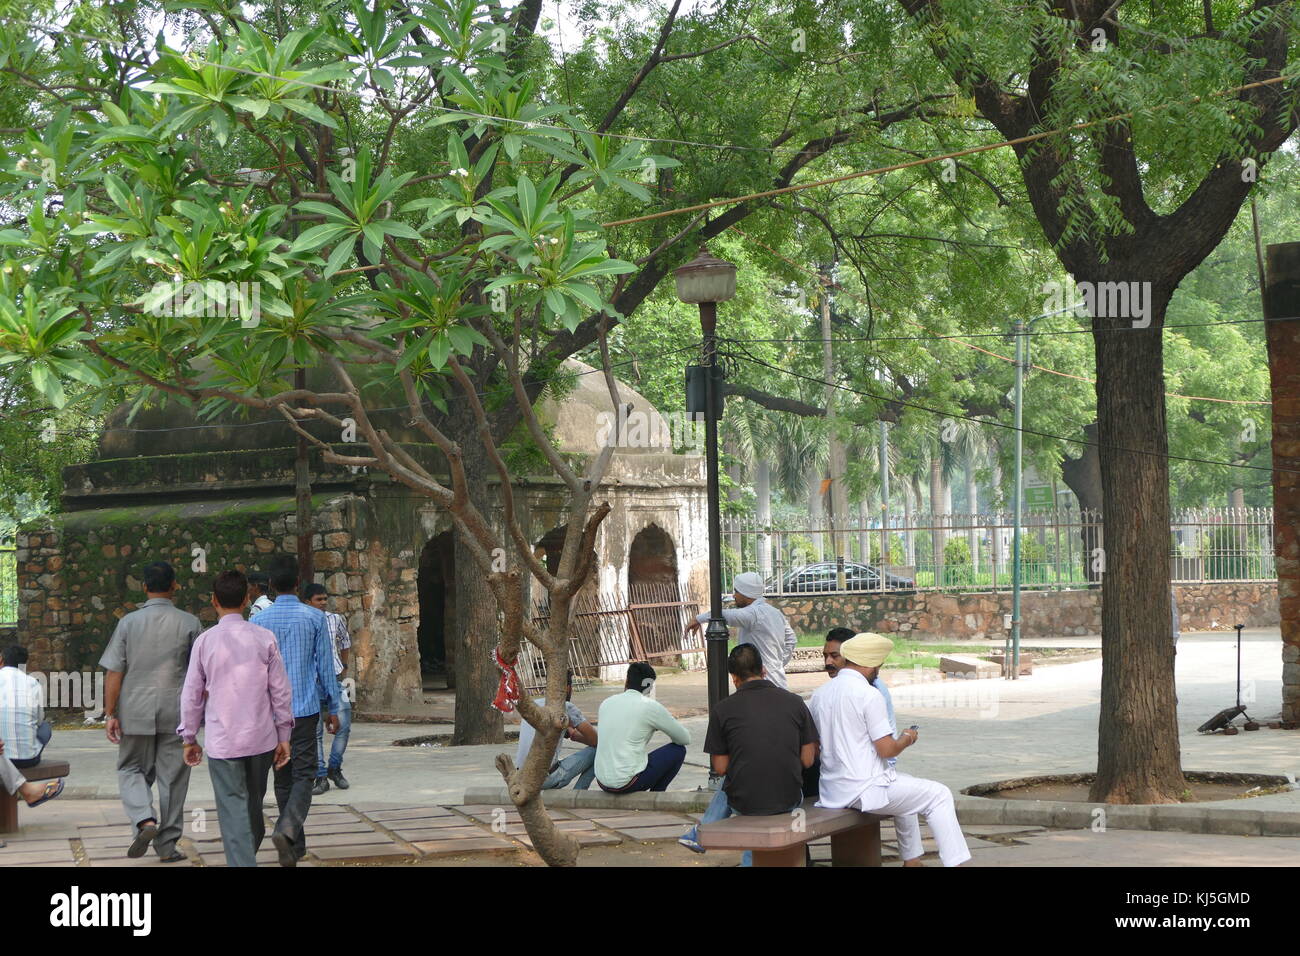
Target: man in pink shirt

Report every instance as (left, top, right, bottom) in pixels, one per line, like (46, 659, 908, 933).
(178, 570, 293, 867)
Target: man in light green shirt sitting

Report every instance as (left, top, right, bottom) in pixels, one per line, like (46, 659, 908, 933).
(594, 662, 690, 793)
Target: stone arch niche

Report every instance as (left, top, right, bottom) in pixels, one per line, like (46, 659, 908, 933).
(627, 523, 682, 658)
(416, 531, 454, 690)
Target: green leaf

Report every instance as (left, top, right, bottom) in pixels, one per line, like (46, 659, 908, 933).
(280, 98, 339, 128)
(427, 332, 449, 369)
(322, 239, 355, 277)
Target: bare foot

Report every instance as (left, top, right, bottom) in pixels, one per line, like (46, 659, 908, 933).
(903, 857, 925, 867)
(21, 778, 63, 806)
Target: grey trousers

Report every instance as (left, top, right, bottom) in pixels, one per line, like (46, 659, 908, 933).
(209, 751, 274, 867)
(0, 756, 26, 796)
(117, 732, 191, 857)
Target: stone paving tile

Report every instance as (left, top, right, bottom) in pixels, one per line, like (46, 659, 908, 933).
(613, 824, 696, 841)
(86, 853, 190, 867)
(305, 830, 399, 848)
(302, 820, 381, 836)
(77, 836, 138, 850)
(17, 861, 79, 867)
(363, 806, 457, 822)
(399, 824, 492, 841)
(199, 848, 297, 868)
(0, 845, 77, 865)
(512, 827, 623, 849)
(389, 820, 488, 839)
(453, 805, 574, 823)
(411, 836, 516, 857)
(310, 843, 413, 861)
(75, 825, 130, 839)
(1, 837, 74, 851)
(568, 811, 692, 828)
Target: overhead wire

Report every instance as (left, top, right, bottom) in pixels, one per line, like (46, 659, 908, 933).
(731, 341, 1283, 475)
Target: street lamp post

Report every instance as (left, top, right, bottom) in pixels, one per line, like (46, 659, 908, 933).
(676, 246, 737, 718)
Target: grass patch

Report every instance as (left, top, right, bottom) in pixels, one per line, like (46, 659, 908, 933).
(795, 633, 976, 670)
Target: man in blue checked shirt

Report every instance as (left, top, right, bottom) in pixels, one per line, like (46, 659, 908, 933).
(254, 554, 340, 867)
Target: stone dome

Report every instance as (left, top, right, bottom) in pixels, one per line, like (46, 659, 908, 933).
(537, 359, 683, 456)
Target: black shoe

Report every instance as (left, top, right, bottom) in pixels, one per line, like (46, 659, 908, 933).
(160, 850, 187, 864)
(272, 831, 298, 868)
(312, 777, 329, 796)
(328, 769, 350, 790)
(128, 822, 158, 859)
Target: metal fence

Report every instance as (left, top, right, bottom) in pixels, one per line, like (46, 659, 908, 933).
(721, 506, 1276, 595)
(517, 581, 703, 694)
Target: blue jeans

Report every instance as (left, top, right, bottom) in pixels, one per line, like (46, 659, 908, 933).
(685, 780, 801, 867)
(543, 747, 596, 790)
(598, 743, 686, 793)
(316, 694, 352, 777)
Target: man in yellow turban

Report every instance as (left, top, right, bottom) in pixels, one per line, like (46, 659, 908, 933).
(807, 633, 971, 867)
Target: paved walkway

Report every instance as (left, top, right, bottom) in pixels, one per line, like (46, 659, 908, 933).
(8, 798, 1299, 867)
(0, 799, 710, 867)
(6, 628, 1297, 865)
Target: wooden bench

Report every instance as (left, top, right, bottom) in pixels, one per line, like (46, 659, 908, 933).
(0, 760, 70, 833)
(698, 797, 887, 867)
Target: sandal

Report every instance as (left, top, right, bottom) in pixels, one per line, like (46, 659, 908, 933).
(24, 778, 64, 808)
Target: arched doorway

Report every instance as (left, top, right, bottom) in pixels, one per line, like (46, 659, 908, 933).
(628, 524, 682, 658)
(417, 531, 454, 690)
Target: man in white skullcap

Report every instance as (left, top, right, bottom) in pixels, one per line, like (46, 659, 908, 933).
(808, 632, 970, 867)
(685, 571, 797, 689)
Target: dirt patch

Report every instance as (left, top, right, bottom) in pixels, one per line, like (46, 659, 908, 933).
(392, 728, 519, 746)
(964, 770, 1292, 803)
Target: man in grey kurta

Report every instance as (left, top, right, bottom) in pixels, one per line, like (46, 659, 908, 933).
(686, 572, 797, 689)
(99, 561, 202, 861)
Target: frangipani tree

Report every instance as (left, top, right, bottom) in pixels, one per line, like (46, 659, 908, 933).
(0, 0, 684, 865)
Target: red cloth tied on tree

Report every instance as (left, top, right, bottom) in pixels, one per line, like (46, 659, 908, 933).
(491, 647, 521, 714)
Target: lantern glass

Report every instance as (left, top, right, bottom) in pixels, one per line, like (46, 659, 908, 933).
(674, 247, 737, 304)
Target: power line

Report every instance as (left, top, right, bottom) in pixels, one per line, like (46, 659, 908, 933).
(733, 343, 1286, 476)
(601, 73, 1294, 227)
(730, 226, 1273, 406)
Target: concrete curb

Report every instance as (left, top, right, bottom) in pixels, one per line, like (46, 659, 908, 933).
(952, 795, 1300, 837)
(463, 786, 1300, 837)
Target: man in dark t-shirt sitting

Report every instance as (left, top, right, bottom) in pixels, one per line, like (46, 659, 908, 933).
(678, 643, 818, 866)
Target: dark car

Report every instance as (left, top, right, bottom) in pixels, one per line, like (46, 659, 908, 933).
(775, 561, 914, 593)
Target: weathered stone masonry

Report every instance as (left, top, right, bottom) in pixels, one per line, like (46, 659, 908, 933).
(771, 582, 1278, 640)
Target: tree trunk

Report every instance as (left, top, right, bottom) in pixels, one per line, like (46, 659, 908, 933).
(450, 439, 505, 746)
(929, 454, 945, 582)
(965, 453, 979, 574)
(807, 464, 825, 558)
(858, 496, 871, 565)
(905, 478, 918, 566)
(755, 458, 773, 581)
(1088, 287, 1185, 804)
(498, 632, 581, 866)
(1061, 423, 1104, 585)
(1264, 242, 1300, 724)
(725, 438, 743, 556)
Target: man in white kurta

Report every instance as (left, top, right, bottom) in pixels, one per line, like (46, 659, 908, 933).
(687, 572, 797, 689)
(809, 632, 971, 867)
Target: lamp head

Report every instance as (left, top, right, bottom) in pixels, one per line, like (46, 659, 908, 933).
(674, 245, 737, 305)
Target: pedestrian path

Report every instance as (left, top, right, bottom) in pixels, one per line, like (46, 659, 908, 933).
(0, 799, 714, 866)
